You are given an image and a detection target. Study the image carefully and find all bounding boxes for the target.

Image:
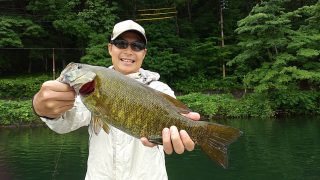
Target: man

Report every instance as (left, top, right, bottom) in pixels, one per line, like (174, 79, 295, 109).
(32, 20, 200, 180)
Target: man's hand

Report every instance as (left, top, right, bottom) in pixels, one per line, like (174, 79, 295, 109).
(140, 112, 201, 154)
(33, 80, 76, 119)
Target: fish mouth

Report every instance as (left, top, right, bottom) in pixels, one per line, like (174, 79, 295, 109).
(79, 80, 95, 96)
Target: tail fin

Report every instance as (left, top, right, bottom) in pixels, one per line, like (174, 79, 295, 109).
(200, 123, 242, 168)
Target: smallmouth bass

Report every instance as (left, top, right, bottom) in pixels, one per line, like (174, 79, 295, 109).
(58, 62, 242, 168)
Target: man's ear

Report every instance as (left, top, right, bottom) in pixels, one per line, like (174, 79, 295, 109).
(107, 43, 112, 56)
(142, 48, 147, 59)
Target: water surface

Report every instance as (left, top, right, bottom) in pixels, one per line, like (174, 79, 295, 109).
(0, 117, 319, 180)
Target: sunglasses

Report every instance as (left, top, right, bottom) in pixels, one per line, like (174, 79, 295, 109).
(110, 39, 146, 52)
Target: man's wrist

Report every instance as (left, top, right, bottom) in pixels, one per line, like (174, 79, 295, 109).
(32, 95, 55, 120)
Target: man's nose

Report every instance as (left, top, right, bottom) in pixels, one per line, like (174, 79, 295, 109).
(123, 45, 134, 54)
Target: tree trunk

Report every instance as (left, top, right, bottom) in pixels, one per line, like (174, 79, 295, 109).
(52, 48, 55, 80)
(274, 45, 278, 55)
(28, 59, 32, 74)
(44, 56, 48, 72)
(187, 0, 192, 21)
(220, 7, 226, 78)
(174, 3, 180, 35)
(132, 0, 136, 19)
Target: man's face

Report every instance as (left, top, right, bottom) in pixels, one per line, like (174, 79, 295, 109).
(108, 31, 147, 75)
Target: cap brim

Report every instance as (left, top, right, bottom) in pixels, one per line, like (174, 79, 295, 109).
(111, 30, 147, 44)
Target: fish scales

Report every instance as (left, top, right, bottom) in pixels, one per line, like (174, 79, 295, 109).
(87, 72, 191, 138)
(59, 62, 242, 168)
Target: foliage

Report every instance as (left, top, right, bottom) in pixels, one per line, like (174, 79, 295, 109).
(0, 16, 44, 47)
(270, 89, 320, 115)
(0, 74, 51, 99)
(173, 73, 219, 93)
(80, 33, 113, 66)
(27, 0, 119, 66)
(178, 90, 319, 118)
(144, 47, 194, 83)
(141, 21, 196, 83)
(229, 0, 320, 93)
(177, 89, 319, 118)
(0, 99, 38, 126)
(0, 16, 45, 74)
(78, 0, 118, 66)
(178, 92, 275, 118)
(0, 74, 51, 126)
(50, 0, 118, 38)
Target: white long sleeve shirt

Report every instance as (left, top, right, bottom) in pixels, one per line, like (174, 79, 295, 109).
(41, 68, 175, 180)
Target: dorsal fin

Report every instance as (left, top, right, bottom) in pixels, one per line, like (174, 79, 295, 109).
(158, 91, 192, 114)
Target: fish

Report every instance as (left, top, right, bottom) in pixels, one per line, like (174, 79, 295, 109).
(58, 62, 242, 168)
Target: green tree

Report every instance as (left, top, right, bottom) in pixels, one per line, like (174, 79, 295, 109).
(285, 3, 320, 90)
(27, 0, 118, 66)
(229, 0, 320, 92)
(0, 16, 44, 47)
(0, 16, 44, 73)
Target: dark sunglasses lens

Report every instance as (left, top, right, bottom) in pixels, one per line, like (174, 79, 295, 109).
(113, 40, 128, 49)
(112, 39, 145, 51)
(131, 42, 145, 51)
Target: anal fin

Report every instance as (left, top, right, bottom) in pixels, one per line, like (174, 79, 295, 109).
(148, 135, 163, 145)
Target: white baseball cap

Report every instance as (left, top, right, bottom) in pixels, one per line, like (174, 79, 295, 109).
(111, 20, 147, 44)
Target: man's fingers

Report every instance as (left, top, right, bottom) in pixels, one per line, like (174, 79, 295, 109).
(42, 80, 74, 92)
(170, 126, 185, 154)
(180, 130, 195, 151)
(162, 128, 173, 154)
(40, 89, 75, 101)
(181, 112, 200, 121)
(55, 102, 75, 113)
(40, 102, 74, 118)
(140, 137, 156, 147)
(41, 80, 76, 100)
(43, 100, 75, 109)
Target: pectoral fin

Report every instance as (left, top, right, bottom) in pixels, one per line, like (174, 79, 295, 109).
(91, 114, 109, 135)
(102, 124, 110, 134)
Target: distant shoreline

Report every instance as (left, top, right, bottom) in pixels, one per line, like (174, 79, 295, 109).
(0, 123, 45, 129)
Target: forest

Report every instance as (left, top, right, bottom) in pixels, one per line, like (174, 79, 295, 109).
(0, 0, 319, 126)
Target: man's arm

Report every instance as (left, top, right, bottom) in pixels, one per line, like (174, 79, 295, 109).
(33, 80, 91, 134)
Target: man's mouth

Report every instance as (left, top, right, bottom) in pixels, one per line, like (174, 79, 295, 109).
(120, 58, 135, 64)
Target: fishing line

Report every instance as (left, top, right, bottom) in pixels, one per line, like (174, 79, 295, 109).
(52, 136, 66, 180)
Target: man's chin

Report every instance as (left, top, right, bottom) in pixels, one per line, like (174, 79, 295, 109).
(118, 67, 135, 75)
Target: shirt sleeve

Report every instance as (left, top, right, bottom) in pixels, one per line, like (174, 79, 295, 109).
(148, 81, 176, 98)
(41, 96, 91, 134)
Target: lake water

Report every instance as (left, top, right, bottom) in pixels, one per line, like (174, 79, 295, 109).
(0, 117, 319, 180)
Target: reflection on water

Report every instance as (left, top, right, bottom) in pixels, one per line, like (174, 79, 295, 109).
(167, 117, 320, 180)
(0, 117, 320, 180)
(0, 128, 88, 180)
